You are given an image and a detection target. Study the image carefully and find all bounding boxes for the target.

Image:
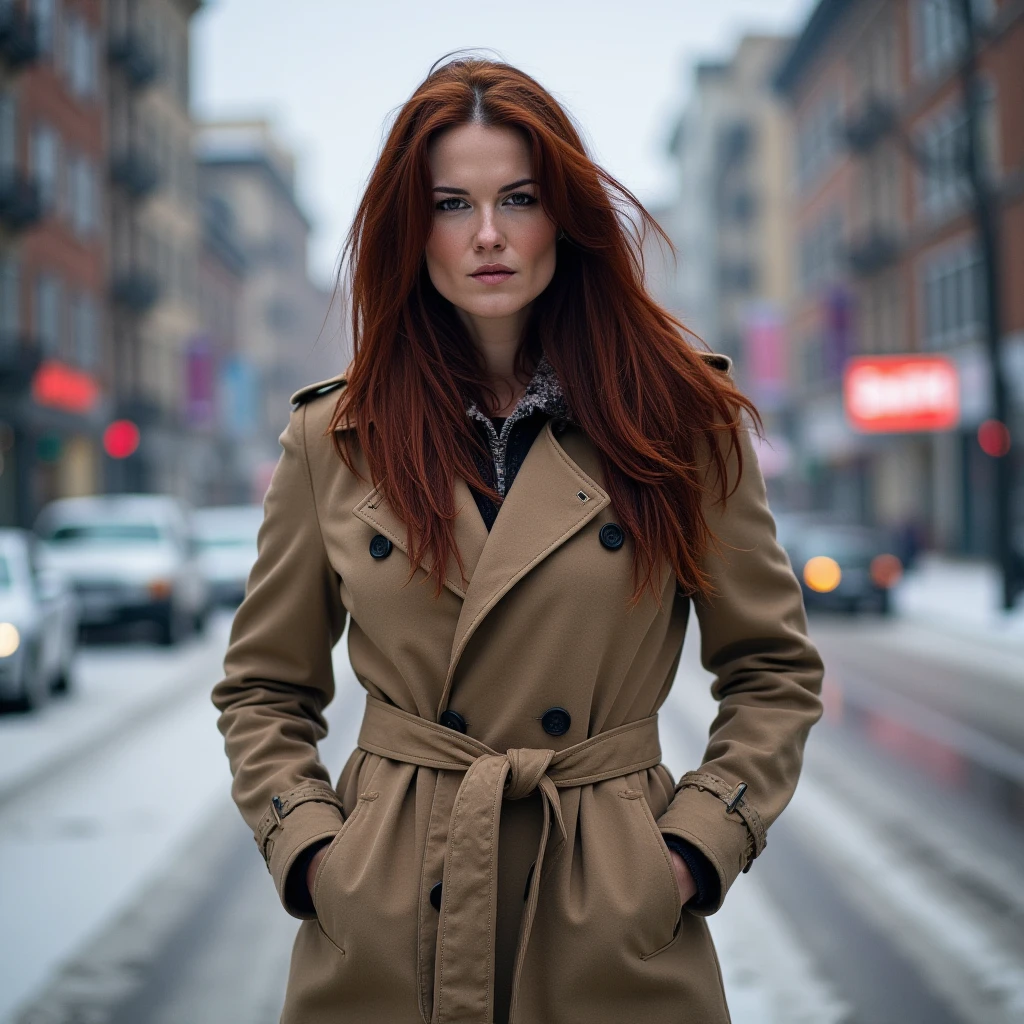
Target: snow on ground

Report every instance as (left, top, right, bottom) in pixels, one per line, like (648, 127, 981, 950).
(893, 554, 1024, 652)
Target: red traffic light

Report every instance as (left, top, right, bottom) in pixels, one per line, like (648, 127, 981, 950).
(103, 420, 140, 459)
(977, 419, 1011, 458)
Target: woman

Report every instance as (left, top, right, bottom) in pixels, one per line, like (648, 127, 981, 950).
(212, 57, 823, 1024)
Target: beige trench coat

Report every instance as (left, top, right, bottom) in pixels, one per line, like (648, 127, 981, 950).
(212, 355, 824, 1024)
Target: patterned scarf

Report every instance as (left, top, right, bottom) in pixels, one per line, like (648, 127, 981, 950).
(464, 354, 574, 497)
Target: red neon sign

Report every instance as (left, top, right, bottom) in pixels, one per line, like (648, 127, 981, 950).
(31, 360, 100, 415)
(844, 355, 960, 433)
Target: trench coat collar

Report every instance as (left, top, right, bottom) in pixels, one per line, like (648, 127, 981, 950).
(352, 418, 610, 713)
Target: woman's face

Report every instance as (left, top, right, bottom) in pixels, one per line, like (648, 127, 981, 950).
(424, 123, 558, 330)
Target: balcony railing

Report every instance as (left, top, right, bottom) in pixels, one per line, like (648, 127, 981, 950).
(844, 97, 897, 153)
(111, 270, 160, 313)
(847, 230, 901, 277)
(0, 4, 39, 70)
(110, 151, 160, 199)
(0, 171, 43, 232)
(108, 32, 158, 89)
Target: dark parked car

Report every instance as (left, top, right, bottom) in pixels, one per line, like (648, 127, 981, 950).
(776, 518, 902, 615)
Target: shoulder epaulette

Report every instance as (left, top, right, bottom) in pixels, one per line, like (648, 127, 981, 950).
(699, 352, 733, 375)
(290, 373, 348, 408)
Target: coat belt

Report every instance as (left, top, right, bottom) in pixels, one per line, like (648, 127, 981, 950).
(356, 694, 663, 1024)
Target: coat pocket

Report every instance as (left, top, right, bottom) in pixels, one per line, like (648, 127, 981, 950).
(634, 791, 685, 960)
(307, 759, 423, 1012)
(310, 790, 372, 951)
(610, 778, 684, 962)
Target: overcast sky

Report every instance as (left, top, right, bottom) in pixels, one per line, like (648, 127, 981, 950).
(193, 0, 816, 287)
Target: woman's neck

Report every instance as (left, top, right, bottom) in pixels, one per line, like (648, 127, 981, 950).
(457, 305, 533, 416)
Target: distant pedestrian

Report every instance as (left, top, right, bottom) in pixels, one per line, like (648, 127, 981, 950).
(212, 56, 824, 1024)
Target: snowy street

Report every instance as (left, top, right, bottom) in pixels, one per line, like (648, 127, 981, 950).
(1, 589, 1023, 1024)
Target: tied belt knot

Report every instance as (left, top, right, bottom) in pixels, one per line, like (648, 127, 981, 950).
(503, 747, 554, 800)
(357, 695, 663, 1024)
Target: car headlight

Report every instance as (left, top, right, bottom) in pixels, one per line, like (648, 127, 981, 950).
(0, 622, 20, 658)
(803, 556, 842, 593)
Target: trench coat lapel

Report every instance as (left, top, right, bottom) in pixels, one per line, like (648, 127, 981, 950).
(439, 421, 610, 714)
(352, 473, 489, 600)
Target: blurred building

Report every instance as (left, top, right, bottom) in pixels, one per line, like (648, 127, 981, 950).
(196, 119, 346, 492)
(0, 0, 107, 528)
(775, 0, 1024, 554)
(655, 35, 797, 495)
(106, 0, 203, 501)
(196, 185, 248, 505)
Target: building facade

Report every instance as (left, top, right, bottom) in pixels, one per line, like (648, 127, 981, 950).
(106, 0, 203, 501)
(196, 119, 347, 493)
(1, 0, 106, 528)
(776, 0, 1024, 554)
(654, 35, 798, 495)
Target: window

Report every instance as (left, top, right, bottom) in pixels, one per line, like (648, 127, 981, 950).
(800, 208, 846, 295)
(0, 256, 19, 343)
(915, 84, 998, 223)
(35, 273, 63, 356)
(30, 122, 61, 214)
(797, 87, 844, 190)
(67, 153, 98, 237)
(30, 0, 57, 58)
(0, 90, 15, 176)
(920, 243, 983, 350)
(912, 0, 995, 80)
(65, 14, 99, 99)
(70, 291, 99, 367)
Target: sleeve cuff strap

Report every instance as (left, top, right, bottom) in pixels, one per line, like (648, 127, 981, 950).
(656, 773, 764, 916)
(256, 786, 345, 919)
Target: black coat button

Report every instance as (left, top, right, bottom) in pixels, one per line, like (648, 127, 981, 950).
(599, 523, 624, 550)
(541, 707, 571, 737)
(439, 709, 467, 733)
(369, 534, 392, 559)
(430, 881, 442, 911)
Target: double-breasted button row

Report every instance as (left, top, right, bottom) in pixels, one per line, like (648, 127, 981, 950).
(432, 867, 538, 912)
(440, 707, 570, 738)
(373, 527, 621, 560)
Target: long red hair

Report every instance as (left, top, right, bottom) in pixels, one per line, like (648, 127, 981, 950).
(330, 57, 759, 607)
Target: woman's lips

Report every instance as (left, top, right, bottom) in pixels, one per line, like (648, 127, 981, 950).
(470, 265, 515, 285)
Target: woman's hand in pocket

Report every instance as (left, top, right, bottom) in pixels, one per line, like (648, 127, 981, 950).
(307, 844, 330, 900)
(668, 850, 697, 907)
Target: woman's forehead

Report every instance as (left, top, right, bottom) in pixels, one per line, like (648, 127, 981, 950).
(428, 123, 532, 187)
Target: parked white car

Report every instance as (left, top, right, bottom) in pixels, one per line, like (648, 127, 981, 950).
(35, 495, 210, 646)
(0, 529, 78, 710)
(194, 505, 263, 607)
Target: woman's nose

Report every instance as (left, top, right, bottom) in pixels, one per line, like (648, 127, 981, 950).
(473, 211, 505, 250)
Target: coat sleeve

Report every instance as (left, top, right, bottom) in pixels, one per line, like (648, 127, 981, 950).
(211, 402, 348, 919)
(657, 422, 824, 915)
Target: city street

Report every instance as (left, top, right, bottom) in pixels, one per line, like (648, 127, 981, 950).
(2, 603, 1022, 1024)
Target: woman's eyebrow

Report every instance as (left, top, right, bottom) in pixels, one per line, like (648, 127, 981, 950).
(431, 178, 538, 196)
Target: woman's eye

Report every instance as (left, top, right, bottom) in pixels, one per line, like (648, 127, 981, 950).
(503, 192, 536, 207)
(436, 197, 469, 212)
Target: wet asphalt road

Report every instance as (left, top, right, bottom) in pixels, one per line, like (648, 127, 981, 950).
(6, 612, 1023, 1024)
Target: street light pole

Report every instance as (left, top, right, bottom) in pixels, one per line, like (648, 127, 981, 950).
(955, 0, 1019, 610)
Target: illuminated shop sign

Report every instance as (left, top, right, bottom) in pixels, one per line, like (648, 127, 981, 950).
(843, 355, 960, 433)
(31, 360, 100, 415)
